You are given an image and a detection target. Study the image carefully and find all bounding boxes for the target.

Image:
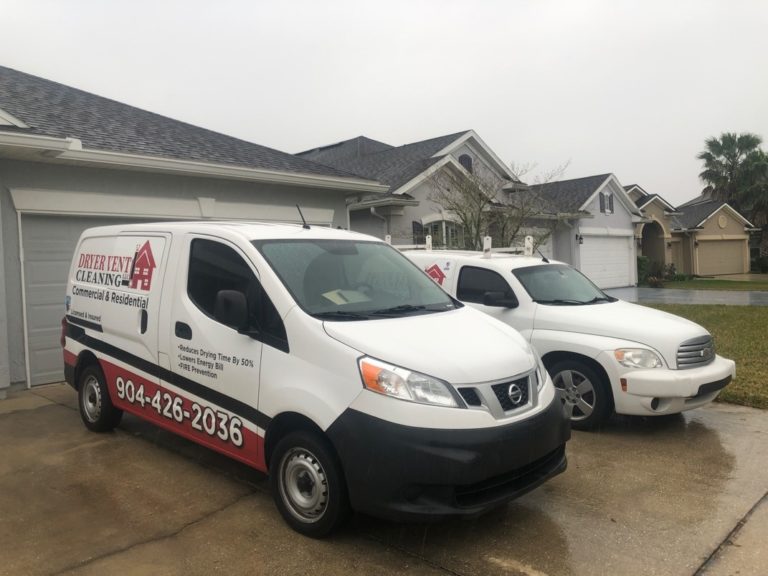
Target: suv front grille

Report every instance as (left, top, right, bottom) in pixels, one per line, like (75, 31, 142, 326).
(492, 376, 530, 411)
(677, 335, 715, 369)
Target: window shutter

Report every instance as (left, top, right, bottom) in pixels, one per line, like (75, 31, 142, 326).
(599, 192, 606, 213)
(608, 194, 614, 213)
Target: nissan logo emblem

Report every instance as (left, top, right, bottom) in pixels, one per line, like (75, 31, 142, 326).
(507, 383, 524, 406)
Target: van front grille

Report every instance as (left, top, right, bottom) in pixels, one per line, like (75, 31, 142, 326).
(677, 336, 715, 369)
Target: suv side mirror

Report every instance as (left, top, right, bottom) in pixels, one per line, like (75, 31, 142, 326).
(214, 290, 248, 330)
(482, 291, 519, 309)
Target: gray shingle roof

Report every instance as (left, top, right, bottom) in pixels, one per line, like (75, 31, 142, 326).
(297, 131, 471, 191)
(0, 65, 357, 178)
(672, 200, 724, 229)
(530, 174, 612, 212)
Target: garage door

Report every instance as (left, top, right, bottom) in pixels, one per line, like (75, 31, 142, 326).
(21, 215, 148, 385)
(579, 235, 633, 289)
(698, 240, 746, 276)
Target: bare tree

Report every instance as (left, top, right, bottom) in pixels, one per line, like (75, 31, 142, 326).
(427, 158, 569, 250)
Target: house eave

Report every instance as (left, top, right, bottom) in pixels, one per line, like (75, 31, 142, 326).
(348, 196, 420, 211)
(0, 131, 388, 193)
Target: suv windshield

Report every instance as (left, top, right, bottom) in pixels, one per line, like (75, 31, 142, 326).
(253, 239, 459, 320)
(512, 264, 616, 305)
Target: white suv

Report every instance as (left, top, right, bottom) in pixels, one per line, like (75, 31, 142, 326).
(404, 250, 736, 430)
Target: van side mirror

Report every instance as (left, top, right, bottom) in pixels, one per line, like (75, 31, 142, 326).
(482, 291, 519, 309)
(214, 290, 248, 330)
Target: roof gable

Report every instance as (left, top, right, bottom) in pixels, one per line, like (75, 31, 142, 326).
(0, 65, 357, 179)
(673, 200, 754, 229)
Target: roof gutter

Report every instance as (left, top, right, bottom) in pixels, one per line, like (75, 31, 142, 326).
(0, 131, 388, 193)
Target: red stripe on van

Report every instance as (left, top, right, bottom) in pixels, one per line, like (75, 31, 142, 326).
(64, 349, 77, 367)
(99, 359, 267, 472)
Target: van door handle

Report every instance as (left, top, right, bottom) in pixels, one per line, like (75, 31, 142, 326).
(140, 310, 148, 334)
(175, 322, 192, 340)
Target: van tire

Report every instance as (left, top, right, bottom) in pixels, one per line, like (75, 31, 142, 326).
(549, 360, 611, 431)
(270, 430, 350, 538)
(78, 364, 123, 432)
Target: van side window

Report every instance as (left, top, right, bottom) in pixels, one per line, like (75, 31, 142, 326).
(457, 266, 515, 303)
(188, 239, 287, 350)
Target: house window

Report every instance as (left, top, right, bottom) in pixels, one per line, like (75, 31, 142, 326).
(458, 154, 473, 173)
(412, 221, 425, 244)
(599, 193, 614, 214)
(426, 221, 463, 248)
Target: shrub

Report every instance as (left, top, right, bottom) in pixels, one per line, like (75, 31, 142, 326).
(646, 276, 664, 288)
(637, 256, 650, 283)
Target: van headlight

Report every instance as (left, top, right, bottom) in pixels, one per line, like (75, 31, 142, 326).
(358, 357, 460, 407)
(614, 348, 664, 369)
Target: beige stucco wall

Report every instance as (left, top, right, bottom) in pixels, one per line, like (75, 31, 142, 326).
(694, 207, 749, 275)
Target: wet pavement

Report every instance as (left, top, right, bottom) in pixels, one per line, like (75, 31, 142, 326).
(605, 286, 768, 306)
(2, 383, 767, 576)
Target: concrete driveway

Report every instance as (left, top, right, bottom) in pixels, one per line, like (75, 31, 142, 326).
(2, 384, 767, 576)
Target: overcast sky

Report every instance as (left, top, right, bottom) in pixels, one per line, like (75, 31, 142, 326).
(3, 0, 767, 204)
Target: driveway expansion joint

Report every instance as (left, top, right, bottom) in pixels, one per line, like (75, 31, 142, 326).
(48, 490, 256, 576)
(692, 489, 768, 575)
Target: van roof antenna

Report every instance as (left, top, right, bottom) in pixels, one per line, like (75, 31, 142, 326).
(296, 205, 310, 229)
(537, 248, 550, 263)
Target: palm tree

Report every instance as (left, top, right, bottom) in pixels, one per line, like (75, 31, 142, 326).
(697, 132, 764, 210)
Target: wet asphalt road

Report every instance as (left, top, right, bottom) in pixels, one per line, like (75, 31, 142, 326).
(1, 384, 767, 576)
(604, 287, 768, 306)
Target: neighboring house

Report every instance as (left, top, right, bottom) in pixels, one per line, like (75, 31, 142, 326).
(0, 66, 384, 394)
(626, 185, 756, 276)
(529, 174, 644, 288)
(297, 130, 528, 248)
(299, 134, 644, 289)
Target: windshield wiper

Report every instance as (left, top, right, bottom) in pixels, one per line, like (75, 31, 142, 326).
(581, 296, 616, 304)
(313, 310, 371, 321)
(370, 304, 429, 316)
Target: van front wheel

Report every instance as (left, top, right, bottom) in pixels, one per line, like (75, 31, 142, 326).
(270, 431, 350, 538)
(550, 360, 611, 430)
(78, 364, 123, 432)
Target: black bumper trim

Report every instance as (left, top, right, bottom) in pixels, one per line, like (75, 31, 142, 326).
(326, 397, 570, 522)
(696, 375, 732, 397)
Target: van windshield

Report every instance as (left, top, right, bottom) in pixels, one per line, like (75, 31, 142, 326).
(512, 264, 616, 305)
(253, 239, 459, 320)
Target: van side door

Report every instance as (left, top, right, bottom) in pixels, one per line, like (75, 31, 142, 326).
(159, 234, 282, 470)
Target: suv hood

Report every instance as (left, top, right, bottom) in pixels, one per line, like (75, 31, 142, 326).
(323, 306, 534, 384)
(534, 300, 710, 365)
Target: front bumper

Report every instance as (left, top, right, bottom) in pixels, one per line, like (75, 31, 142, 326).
(601, 353, 736, 416)
(326, 395, 570, 522)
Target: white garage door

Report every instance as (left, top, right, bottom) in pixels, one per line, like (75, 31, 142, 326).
(21, 215, 149, 385)
(579, 235, 633, 288)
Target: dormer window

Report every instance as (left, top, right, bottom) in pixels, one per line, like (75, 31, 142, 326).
(458, 154, 473, 174)
(599, 192, 614, 214)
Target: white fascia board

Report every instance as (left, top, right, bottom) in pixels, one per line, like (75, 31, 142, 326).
(580, 174, 642, 216)
(0, 132, 386, 193)
(696, 203, 755, 229)
(579, 226, 635, 237)
(0, 108, 29, 128)
(430, 130, 517, 181)
(9, 187, 335, 224)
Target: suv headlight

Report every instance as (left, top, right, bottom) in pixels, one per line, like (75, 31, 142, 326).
(614, 348, 664, 369)
(358, 357, 460, 407)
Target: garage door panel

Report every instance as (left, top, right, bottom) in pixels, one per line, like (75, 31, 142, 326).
(21, 214, 147, 386)
(698, 240, 746, 276)
(580, 236, 632, 289)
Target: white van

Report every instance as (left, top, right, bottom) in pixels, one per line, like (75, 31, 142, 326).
(62, 222, 569, 537)
(404, 250, 736, 430)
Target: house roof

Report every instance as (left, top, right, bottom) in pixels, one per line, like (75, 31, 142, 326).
(672, 199, 752, 229)
(297, 131, 472, 192)
(530, 174, 612, 213)
(0, 65, 358, 179)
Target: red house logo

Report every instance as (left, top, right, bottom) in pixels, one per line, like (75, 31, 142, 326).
(425, 263, 446, 286)
(129, 241, 157, 291)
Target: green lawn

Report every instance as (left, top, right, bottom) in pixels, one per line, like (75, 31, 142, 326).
(660, 279, 768, 291)
(647, 304, 768, 409)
